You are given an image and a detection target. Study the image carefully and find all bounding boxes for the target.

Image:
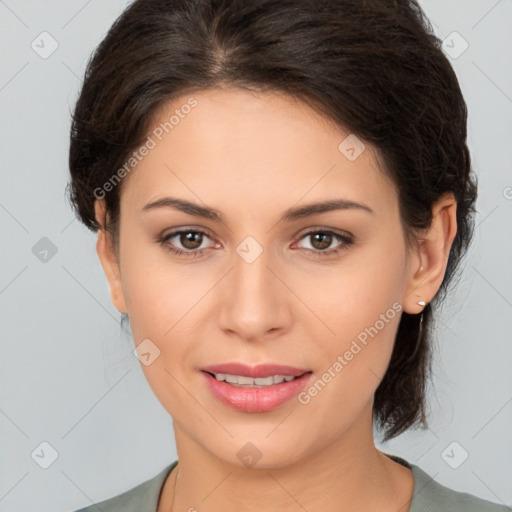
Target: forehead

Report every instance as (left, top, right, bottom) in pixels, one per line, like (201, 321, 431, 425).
(120, 87, 398, 220)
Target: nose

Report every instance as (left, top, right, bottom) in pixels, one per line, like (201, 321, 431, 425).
(217, 241, 293, 343)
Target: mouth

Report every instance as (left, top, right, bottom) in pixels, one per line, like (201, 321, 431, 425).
(200, 363, 313, 412)
(203, 371, 303, 387)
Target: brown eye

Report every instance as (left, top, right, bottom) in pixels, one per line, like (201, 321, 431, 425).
(178, 231, 203, 250)
(295, 229, 354, 257)
(309, 232, 333, 250)
(157, 228, 215, 258)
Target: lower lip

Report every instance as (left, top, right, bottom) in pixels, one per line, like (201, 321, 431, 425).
(201, 371, 313, 412)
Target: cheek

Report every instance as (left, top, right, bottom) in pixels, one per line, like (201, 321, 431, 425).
(298, 243, 406, 345)
(119, 246, 208, 387)
(294, 237, 407, 400)
(122, 259, 202, 415)
(118, 233, 197, 337)
(121, 218, 407, 351)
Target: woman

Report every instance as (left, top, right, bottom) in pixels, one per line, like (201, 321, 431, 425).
(67, 0, 510, 510)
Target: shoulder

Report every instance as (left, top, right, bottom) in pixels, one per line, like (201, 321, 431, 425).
(407, 460, 510, 512)
(72, 461, 178, 512)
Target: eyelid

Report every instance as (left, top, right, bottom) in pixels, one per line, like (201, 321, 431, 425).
(157, 227, 218, 254)
(291, 227, 354, 255)
(157, 225, 354, 257)
(161, 226, 214, 239)
(293, 225, 354, 240)
(160, 226, 352, 243)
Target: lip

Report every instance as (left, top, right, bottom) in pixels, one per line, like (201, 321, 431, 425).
(200, 363, 313, 413)
(200, 363, 310, 378)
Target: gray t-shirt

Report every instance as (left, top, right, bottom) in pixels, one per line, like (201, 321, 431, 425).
(73, 455, 511, 512)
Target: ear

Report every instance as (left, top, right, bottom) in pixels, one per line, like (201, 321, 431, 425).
(94, 199, 127, 314)
(402, 192, 458, 314)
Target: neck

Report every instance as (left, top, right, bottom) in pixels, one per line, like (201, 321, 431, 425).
(159, 405, 414, 512)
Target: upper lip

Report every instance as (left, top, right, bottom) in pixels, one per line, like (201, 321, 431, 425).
(201, 363, 311, 378)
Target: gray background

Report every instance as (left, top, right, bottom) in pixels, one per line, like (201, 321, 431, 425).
(1, 1, 511, 510)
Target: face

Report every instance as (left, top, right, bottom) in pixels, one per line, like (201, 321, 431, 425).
(95, 87, 433, 468)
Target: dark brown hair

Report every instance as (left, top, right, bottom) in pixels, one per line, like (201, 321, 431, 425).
(67, 0, 477, 441)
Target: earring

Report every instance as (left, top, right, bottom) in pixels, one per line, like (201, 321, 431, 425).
(417, 300, 426, 307)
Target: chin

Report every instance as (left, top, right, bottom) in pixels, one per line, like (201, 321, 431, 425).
(200, 431, 313, 470)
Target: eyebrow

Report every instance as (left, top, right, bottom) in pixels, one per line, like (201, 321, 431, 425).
(142, 196, 374, 222)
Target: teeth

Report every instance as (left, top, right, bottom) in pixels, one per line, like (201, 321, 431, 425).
(212, 373, 297, 387)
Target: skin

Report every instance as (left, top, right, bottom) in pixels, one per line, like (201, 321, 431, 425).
(94, 87, 457, 512)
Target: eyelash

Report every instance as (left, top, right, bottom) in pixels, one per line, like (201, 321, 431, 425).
(155, 228, 354, 259)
